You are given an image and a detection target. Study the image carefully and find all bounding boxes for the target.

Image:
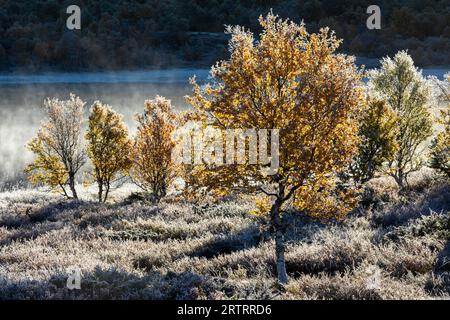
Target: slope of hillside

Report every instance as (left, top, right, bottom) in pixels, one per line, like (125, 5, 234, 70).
(1, 0, 449, 71)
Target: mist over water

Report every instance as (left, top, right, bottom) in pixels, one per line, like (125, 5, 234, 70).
(0, 69, 209, 187)
(0, 67, 447, 188)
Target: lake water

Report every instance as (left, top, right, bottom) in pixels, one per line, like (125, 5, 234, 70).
(0, 67, 448, 187)
(0, 68, 209, 186)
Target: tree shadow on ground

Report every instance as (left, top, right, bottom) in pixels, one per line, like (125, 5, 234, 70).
(0, 266, 222, 300)
(436, 239, 450, 272)
(1, 200, 83, 228)
(426, 237, 450, 296)
(188, 224, 262, 259)
(0, 200, 96, 245)
(372, 183, 450, 228)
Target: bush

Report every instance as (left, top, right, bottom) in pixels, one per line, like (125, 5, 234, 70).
(86, 102, 132, 202)
(349, 99, 398, 183)
(25, 94, 86, 199)
(130, 97, 177, 203)
(368, 51, 433, 189)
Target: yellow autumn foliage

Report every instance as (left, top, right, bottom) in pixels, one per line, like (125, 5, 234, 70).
(430, 106, 450, 177)
(86, 102, 132, 202)
(186, 12, 365, 284)
(131, 96, 177, 202)
(25, 94, 86, 199)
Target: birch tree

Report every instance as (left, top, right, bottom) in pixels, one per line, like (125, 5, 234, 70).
(26, 94, 86, 199)
(187, 13, 365, 284)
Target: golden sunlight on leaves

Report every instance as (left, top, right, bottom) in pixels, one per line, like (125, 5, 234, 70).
(86, 102, 132, 203)
(25, 94, 86, 199)
(130, 96, 177, 203)
(186, 12, 366, 284)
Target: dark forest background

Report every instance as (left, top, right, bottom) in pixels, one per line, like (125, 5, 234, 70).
(0, 0, 449, 71)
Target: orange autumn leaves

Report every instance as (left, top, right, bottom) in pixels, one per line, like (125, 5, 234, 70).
(85, 102, 132, 203)
(187, 12, 365, 221)
(185, 12, 367, 284)
(130, 97, 178, 202)
(26, 96, 178, 203)
(26, 13, 366, 219)
(24, 12, 446, 285)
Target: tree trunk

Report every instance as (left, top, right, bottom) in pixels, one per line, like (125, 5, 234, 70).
(59, 183, 70, 199)
(270, 198, 288, 285)
(98, 183, 103, 203)
(103, 183, 110, 203)
(275, 226, 288, 285)
(394, 173, 406, 192)
(69, 173, 78, 199)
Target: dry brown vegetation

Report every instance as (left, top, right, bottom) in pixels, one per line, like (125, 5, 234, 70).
(0, 170, 448, 300)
